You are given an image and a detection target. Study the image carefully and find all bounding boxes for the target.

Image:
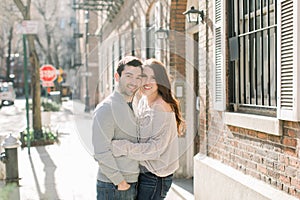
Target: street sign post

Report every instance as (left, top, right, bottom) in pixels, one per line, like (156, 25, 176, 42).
(22, 35, 31, 154)
(16, 20, 39, 155)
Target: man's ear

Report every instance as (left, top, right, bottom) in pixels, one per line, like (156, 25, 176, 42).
(114, 72, 120, 82)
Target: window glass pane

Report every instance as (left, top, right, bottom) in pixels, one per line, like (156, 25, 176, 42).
(256, 0, 260, 10)
(263, 9, 268, 28)
(250, 0, 255, 12)
(239, 19, 244, 34)
(229, 0, 277, 113)
(263, 29, 268, 104)
(250, 17, 254, 32)
(270, 9, 275, 26)
(236, 37, 245, 103)
(245, 19, 249, 32)
(256, 31, 262, 105)
(245, 35, 250, 104)
(270, 28, 276, 106)
(256, 16, 261, 29)
(243, 0, 248, 15)
(250, 34, 256, 104)
(239, 36, 245, 104)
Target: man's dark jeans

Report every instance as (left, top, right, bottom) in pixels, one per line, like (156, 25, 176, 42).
(97, 180, 137, 200)
(137, 172, 173, 200)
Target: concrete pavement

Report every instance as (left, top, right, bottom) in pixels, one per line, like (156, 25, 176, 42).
(0, 100, 194, 200)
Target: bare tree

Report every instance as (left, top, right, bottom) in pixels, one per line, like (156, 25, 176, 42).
(14, 0, 43, 138)
(0, 1, 22, 80)
(33, 0, 57, 64)
(33, 0, 73, 70)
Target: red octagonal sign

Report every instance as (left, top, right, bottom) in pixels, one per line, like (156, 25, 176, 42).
(40, 65, 57, 82)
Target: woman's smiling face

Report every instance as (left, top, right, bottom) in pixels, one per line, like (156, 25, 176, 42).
(141, 67, 158, 96)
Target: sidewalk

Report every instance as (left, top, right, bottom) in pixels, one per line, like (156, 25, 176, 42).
(0, 100, 194, 200)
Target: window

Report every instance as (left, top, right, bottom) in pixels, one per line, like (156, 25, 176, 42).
(146, 2, 161, 59)
(229, 0, 277, 116)
(213, 0, 300, 135)
(214, 0, 300, 124)
(146, 6, 156, 58)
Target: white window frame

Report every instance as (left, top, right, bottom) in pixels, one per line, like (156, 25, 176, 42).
(214, 0, 300, 136)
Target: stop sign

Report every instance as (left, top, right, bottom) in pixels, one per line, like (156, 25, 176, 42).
(40, 65, 57, 82)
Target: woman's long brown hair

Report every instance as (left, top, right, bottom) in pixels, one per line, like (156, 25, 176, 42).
(143, 59, 185, 136)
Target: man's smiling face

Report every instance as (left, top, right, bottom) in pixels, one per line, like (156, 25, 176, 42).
(116, 65, 143, 98)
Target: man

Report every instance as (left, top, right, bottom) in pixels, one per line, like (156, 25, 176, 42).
(92, 56, 143, 200)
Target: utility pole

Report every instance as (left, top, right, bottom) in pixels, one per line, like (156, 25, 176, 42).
(84, 10, 90, 112)
(6, 27, 13, 81)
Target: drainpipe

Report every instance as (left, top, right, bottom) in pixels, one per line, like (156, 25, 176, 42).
(205, 0, 209, 156)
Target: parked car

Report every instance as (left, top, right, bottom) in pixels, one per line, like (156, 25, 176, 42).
(0, 82, 16, 107)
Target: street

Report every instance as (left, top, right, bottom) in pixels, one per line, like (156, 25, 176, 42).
(0, 99, 27, 138)
(0, 99, 98, 199)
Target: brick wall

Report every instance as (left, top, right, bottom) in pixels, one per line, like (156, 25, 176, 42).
(206, 119, 300, 198)
(169, 0, 187, 78)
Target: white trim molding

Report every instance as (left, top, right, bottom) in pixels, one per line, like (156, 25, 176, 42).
(224, 112, 282, 136)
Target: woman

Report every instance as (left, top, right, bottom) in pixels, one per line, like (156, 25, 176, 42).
(112, 58, 184, 200)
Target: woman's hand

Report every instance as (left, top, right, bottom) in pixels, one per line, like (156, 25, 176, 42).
(117, 180, 131, 190)
(111, 140, 127, 157)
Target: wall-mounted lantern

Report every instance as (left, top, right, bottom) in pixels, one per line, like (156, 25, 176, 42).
(155, 27, 169, 39)
(183, 6, 204, 24)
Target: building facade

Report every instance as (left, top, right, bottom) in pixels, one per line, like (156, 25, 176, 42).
(77, 0, 300, 199)
(192, 0, 300, 199)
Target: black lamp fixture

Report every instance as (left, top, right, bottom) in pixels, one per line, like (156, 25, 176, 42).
(155, 27, 169, 39)
(183, 6, 204, 23)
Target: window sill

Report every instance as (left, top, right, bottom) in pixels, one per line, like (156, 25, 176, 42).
(224, 112, 282, 136)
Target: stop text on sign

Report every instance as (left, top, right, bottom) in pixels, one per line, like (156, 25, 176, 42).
(40, 65, 57, 82)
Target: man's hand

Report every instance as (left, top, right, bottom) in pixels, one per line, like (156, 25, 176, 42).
(117, 180, 131, 191)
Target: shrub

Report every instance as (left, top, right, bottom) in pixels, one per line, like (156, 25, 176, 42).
(20, 128, 58, 148)
(41, 100, 61, 112)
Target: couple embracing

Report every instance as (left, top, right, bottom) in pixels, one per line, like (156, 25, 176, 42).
(92, 56, 184, 200)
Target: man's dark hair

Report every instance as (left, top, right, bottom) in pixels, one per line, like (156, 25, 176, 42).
(116, 56, 143, 76)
